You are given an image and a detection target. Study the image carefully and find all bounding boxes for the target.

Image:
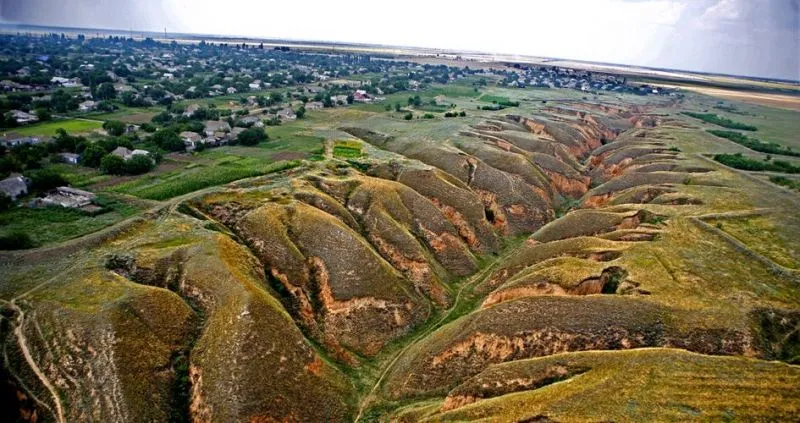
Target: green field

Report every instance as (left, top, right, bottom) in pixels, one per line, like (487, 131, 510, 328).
(0, 194, 142, 247)
(110, 157, 300, 200)
(12, 119, 103, 136)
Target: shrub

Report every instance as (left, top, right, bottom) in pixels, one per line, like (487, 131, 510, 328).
(124, 154, 155, 175)
(103, 120, 126, 136)
(707, 130, 799, 157)
(100, 154, 126, 175)
(682, 112, 757, 131)
(0, 231, 36, 250)
(26, 168, 67, 192)
(422, 113, 435, 119)
(404, 112, 413, 120)
(237, 127, 268, 146)
(713, 153, 800, 174)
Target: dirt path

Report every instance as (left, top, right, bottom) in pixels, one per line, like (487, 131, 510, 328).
(353, 240, 525, 421)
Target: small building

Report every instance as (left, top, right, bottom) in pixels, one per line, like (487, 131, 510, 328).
(180, 131, 203, 150)
(1, 133, 40, 148)
(238, 116, 263, 127)
(226, 87, 237, 94)
(204, 120, 231, 137)
(0, 173, 29, 200)
(78, 100, 96, 112)
(59, 152, 80, 165)
(39, 186, 96, 209)
(184, 103, 201, 117)
(10, 110, 38, 125)
(111, 146, 133, 160)
(305, 101, 324, 110)
(277, 108, 296, 121)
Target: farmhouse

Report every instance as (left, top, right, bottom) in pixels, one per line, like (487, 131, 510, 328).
(305, 101, 324, 110)
(180, 131, 203, 150)
(78, 100, 97, 112)
(10, 110, 38, 124)
(205, 120, 231, 137)
(1, 133, 41, 148)
(184, 103, 200, 117)
(277, 108, 297, 121)
(0, 173, 29, 200)
(111, 147, 150, 161)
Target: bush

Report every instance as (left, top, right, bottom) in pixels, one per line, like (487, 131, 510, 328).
(103, 120, 126, 136)
(124, 154, 155, 175)
(0, 193, 12, 211)
(26, 168, 67, 192)
(100, 154, 126, 175)
(81, 144, 106, 168)
(707, 130, 799, 157)
(714, 153, 800, 174)
(682, 112, 757, 131)
(237, 127, 268, 146)
(0, 231, 36, 250)
(422, 113, 435, 119)
(404, 112, 413, 120)
(151, 129, 184, 152)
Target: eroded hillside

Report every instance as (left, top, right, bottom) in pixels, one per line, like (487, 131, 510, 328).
(1, 92, 799, 422)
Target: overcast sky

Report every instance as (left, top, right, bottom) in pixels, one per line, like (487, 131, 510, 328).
(1, 0, 798, 80)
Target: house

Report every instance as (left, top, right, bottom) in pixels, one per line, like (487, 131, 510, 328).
(226, 87, 237, 94)
(249, 80, 262, 90)
(204, 121, 231, 137)
(111, 146, 134, 160)
(180, 131, 203, 150)
(111, 147, 149, 161)
(0, 173, 29, 200)
(125, 124, 140, 134)
(162, 73, 175, 80)
(62, 78, 83, 88)
(230, 127, 246, 141)
(184, 103, 200, 117)
(352, 90, 372, 103)
(305, 101, 324, 110)
(78, 100, 96, 112)
(276, 108, 296, 121)
(1, 133, 40, 148)
(59, 152, 80, 165)
(10, 110, 38, 125)
(38, 186, 96, 209)
(238, 116, 263, 127)
(50, 76, 70, 85)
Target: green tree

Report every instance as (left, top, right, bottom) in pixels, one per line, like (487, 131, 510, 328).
(103, 120, 126, 136)
(237, 127, 268, 146)
(100, 154, 126, 175)
(404, 112, 413, 120)
(34, 107, 51, 122)
(81, 144, 106, 168)
(26, 168, 67, 192)
(296, 106, 306, 119)
(96, 82, 117, 100)
(124, 154, 154, 175)
(151, 129, 184, 152)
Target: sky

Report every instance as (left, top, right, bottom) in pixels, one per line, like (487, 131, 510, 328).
(0, 0, 798, 80)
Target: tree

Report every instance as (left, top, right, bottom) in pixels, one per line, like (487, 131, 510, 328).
(404, 112, 413, 120)
(96, 82, 116, 100)
(81, 144, 106, 168)
(346, 94, 354, 104)
(0, 193, 12, 211)
(26, 168, 67, 192)
(394, 103, 402, 112)
(295, 106, 306, 119)
(151, 129, 184, 152)
(124, 154, 154, 175)
(100, 154, 126, 175)
(34, 107, 51, 122)
(237, 127, 268, 146)
(103, 120, 126, 136)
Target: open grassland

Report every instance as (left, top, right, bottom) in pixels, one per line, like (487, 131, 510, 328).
(401, 349, 800, 422)
(12, 118, 103, 136)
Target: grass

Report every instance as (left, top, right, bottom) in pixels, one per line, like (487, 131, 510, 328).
(682, 111, 757, 131)
(0, 193, 142, 248)
(333, 140, 363, 158)
(111, 159, 300, 200)
(705, 215, 799, 269)
(12, 118, 103, 136)
(707, 130, 799, 157)
(421, 349, 800, 422)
